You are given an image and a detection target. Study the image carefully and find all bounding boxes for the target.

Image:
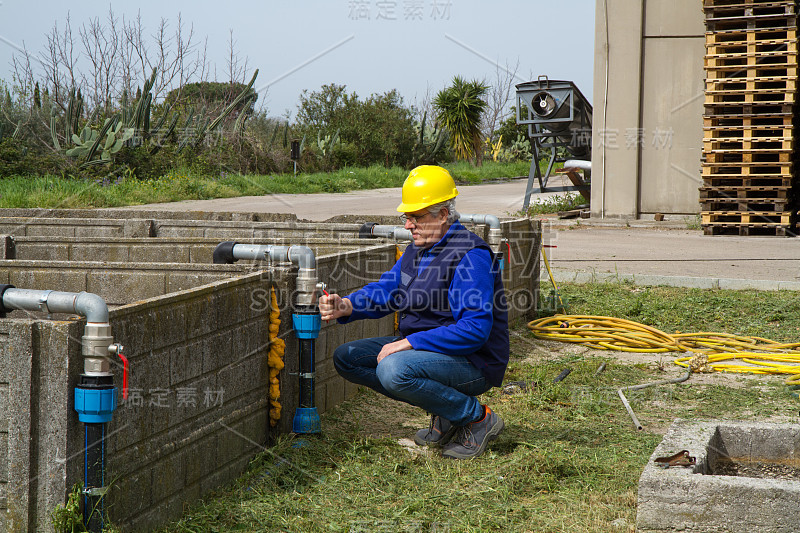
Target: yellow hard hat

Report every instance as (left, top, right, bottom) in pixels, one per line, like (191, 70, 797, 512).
(396, 165, 459, 212)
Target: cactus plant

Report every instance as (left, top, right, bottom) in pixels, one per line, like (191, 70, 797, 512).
(316, 128, 340, 157)
(66, 117, 133, 167)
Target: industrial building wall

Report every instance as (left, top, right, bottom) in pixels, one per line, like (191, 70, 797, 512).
(592, 0, 705, 218)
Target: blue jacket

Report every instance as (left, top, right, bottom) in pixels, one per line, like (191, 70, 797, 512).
(343, 221, 510, 386)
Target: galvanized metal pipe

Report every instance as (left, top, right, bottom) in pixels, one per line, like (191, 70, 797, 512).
(2, 288, 109, 323)
(214, 242, 319, 307)
(359, 224, 413, 241)
(0, 287, 119, 533)
(459, 214, 502, 254)
(617, 370, 691, 431)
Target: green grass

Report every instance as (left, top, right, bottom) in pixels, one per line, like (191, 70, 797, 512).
(157, 283, 800, 533)
(519, 192, 587, 217)
(0, 161, 532, 209)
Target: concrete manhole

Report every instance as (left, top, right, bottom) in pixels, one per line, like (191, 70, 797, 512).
(637, 419, 800, 533)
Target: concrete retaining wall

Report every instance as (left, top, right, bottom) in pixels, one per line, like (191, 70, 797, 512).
(0, 214, 540, 532)
(2, 236, 380, 264)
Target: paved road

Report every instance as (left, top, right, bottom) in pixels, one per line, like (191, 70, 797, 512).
(120, 178, 800, 286)
(120, 177, 571, 220)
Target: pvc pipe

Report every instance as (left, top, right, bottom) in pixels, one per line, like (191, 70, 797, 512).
(563, 159, 591, 171)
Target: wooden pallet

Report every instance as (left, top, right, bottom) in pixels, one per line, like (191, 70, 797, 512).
(703, 120, 794, 133)
(704, 50, 798, 70)
(704, 151, 792, 164)
(704, 0, 796, 8)
(704, 90, 796, 105)
(703, 136, 793, 147)
(706, 28, 797, 42)
(702, 224, 796, 236)
(700, 198, 792, 212)
(702, 210, 793, 224)
(706, 17, 798, 33)
(705, 65, 799, 80)
(706, 37, 797, 55)
(703, 101, 794, 115)
(699, 185, 792, 200)
(701, 175, 793, 188)
(705, 74, 798, 89)
(704, 130, 794, 139)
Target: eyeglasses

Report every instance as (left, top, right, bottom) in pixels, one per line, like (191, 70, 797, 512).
(399, 211, 433, 225)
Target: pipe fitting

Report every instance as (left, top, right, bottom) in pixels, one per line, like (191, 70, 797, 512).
(0, 284, 15, 318)
(82, 323, 114, 375)
(213, 241, 238, 264)
(296, 268, 319, 307)
(460, 214, 503, 253)
(360, 224, 413, 241)
(288, 246, 316, 269)
(1, 288, 115, 375)
(217, 242, 320, 307)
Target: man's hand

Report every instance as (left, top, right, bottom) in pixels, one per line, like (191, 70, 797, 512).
(319, 293, 353, 321)
(377, 338, 412, 363)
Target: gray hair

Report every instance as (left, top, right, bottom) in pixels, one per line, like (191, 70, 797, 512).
(427, 198, 460, 224)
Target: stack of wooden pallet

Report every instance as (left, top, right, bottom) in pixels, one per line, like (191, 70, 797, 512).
(702, 0, 798, 236)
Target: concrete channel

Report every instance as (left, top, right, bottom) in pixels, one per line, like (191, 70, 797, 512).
(0, 208, 541, 532)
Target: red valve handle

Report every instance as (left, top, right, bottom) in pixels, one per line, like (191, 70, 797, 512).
(117, 351, 129, 400)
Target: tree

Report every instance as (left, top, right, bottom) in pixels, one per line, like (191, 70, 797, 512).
(434, 76, 488, 166)
(295, 84, 416, 167)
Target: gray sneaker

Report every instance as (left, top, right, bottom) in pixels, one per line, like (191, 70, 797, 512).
(441, 406, 504, 459)
(414, 414, 456, 446)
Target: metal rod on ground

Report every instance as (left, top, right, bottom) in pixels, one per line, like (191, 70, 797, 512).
(617, 370, 691, 431)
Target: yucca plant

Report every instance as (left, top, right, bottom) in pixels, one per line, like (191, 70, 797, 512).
(433, 76, 488, 166)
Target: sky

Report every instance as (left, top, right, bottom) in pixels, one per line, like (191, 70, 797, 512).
(0, 0, 596, 118)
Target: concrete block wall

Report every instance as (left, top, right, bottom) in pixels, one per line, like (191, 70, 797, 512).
(501, 218, 541, 323)
(2, 236, 376, 264)
(0, 261, 249, 305)
(0, 214, 541, 532)
(0, 216, 366, 241)
(0, 317, 85, 533)
(106, 272, 276, 530)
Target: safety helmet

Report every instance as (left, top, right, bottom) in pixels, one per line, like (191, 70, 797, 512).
(396, 165, 459, 213)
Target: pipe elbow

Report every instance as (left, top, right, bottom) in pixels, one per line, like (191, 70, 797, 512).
(288, 246, 316, 269)
(74, 292, 109, 323)
(213, 241, 239, 264)
(460, 214, 501, 229)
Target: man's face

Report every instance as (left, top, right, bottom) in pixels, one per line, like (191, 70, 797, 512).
(402, 208, 449, 249)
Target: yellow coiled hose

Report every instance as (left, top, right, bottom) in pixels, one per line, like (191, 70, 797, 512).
(527, 314, 800, 387)
(532, 245, 800, 388)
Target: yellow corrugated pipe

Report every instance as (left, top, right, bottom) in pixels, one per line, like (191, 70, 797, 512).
(532, 247, 800, 387)
(268, 287, 286, 426)
(394, 244, 403, 332)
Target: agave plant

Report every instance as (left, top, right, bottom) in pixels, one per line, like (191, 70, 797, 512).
(433, 76, 488, 166)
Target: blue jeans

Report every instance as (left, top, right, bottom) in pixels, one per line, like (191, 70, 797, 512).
(333, 336, 490, 426)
